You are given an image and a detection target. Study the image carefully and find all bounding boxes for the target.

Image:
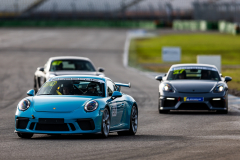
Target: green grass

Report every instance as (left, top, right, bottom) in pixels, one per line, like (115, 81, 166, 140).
(130, 33, 240, 65)
(129, 33, 240, 91)
(222, 68, 240, 90)
(0, 20, 155, 29)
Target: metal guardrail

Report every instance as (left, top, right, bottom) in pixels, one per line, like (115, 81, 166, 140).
(0, 0, 191, 21)
(193, 1, 240, 23)
(23, 0, 47, 14)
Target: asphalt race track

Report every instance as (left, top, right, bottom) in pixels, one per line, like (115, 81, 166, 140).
(1, 28, 240, 160)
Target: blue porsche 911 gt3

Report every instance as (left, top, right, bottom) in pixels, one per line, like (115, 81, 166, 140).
(15, 75, 138, 138)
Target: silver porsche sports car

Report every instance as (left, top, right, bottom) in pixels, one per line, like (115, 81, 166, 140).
(155, 64, 232, 114)
(34, 56, 105, 93)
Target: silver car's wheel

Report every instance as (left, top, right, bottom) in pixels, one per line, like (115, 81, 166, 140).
(101, 108, 110, 138)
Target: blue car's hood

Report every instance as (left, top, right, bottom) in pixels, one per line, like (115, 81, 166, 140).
(33, 96, 93, 112)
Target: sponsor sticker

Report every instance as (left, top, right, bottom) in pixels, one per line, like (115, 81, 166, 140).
(112, 104, 117, 117)
(171, 67, 217, 71)
(44, 81, 57, 87)
(184, 97, 204, 102)
(50, 78, 105, 83)
(173, 69, 185, 75)
(52, 61, 62, 66)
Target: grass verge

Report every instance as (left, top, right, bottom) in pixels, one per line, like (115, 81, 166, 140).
(129, 33, 240, 91)
(0, 20, 156, 29)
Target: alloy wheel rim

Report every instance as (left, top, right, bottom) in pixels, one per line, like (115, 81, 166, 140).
(103, 109, 110, 136)
(131, 106, 138, 133)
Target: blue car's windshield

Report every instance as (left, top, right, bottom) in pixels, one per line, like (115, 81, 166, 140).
(167, 67, 221, 81)
(38, 78, 105, 97)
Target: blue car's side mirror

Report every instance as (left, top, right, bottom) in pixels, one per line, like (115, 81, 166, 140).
(111, 91, 122, 99)
(27, 89, 35, 96)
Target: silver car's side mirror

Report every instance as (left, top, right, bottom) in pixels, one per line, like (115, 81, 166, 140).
(98, 67, 105, 72)
(38, 67, 44, 72)
(155, 75, 163, 81)
(225, 76, 232, 83)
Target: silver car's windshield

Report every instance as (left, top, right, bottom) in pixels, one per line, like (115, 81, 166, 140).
(50, 60, 95, 72)
(167, 67, 221, 81)
(38, 79, 105, 97)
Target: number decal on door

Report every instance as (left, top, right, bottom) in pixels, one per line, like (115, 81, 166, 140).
(112, 103, 117, 117)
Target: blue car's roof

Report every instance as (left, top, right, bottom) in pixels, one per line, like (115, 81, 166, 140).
(48, 75, 107, 82)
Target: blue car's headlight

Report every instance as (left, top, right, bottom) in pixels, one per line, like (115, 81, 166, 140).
(213, 84, 225, 93)
(18, 99, 31, 111)
(84, 100, 98, 112)
(163, 84, 174, 92)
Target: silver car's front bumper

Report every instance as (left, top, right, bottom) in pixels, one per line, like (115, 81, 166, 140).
(159, 92, 228, 111)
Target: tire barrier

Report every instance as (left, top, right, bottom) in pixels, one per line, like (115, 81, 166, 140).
(173, 20, 218, 31)
(173, 20, 239, 35)
(219, 21, 240, 35)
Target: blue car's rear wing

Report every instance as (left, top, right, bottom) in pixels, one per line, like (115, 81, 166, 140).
(115, 82, 131, 88)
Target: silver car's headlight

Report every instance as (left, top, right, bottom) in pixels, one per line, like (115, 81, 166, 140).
(84, 100, 98, 112)
(213, 84, 225, 93)
(18, 99, 31, 111)
(163, 84, 174, 92)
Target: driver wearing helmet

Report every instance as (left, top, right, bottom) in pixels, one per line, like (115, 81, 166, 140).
(201, 70, 211, 80)
(85, 83, 98, 96)
(178, 71, 186, 79)
(62, 83, 73, 95)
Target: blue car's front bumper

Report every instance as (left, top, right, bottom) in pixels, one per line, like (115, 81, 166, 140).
(15, 109, 103, 134)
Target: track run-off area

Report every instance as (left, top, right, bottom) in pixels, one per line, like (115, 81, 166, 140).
(1, 28, 240, 160)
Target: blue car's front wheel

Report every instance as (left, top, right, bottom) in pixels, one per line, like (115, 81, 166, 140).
(101, 108, 110, 138)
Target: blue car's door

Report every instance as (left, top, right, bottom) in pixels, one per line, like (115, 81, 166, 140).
(108, 98, 124, 128)
(106, 80, 124, 130)
(119, 96, 129, 128)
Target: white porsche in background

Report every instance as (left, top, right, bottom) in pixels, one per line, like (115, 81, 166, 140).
(34, 56, 105, 93)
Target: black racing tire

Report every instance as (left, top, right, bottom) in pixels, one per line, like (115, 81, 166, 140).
(159, 110, 169, 114)
(217, 110, 228, 114)
(118, 105, 138, 136)
(158, 98, 169, 114)
(158, 98, 160, 112)
(17, 133, 33, 139)
(101, 108, 110, 138)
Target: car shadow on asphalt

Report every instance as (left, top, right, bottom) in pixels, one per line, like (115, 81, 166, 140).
(28, 134, 187, 141)
(166, 110, 239, 116)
